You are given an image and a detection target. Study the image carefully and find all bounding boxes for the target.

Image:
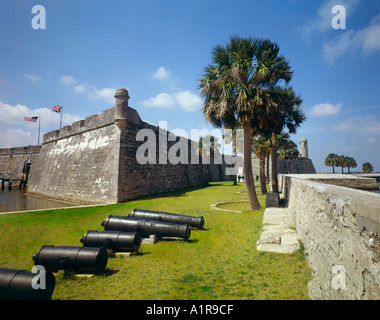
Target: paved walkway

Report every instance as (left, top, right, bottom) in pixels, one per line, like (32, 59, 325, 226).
(256, 207, 300, 254)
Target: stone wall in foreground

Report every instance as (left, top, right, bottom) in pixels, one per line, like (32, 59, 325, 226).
(281, 174, 380, 299)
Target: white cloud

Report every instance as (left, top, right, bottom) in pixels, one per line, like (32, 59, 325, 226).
(309, 102, 342, 117)
(60, 75, 78, 86)
(357, 14, 380, 55)
(0, 102, 32, 125)
(88, 88, 115, 104)
(0, 101, 83, 147)
(24, 73, 42, 83)
(367, 137, 377, 144)
(139, 91, 202, 112)
(141, 67, 202, 112)
(139, 93, 176, 109)
(323, 31, 356, 64)
(74, 84, 86, 93)
(323, 13, 380, 64)
(336, 114, 380, 135)
(0, 128, 34, 148)
(301, 0, 380, 64)
(59, 75, 116, 104)
(153, 66, 171, 80)
(175, 91, 202, 112)
(302, 0, 361, 37)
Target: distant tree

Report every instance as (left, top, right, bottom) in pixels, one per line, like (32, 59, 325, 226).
(324, 153, 340, 174)
(278, 136, 299, 174)
(253, 135, 272, 195)
(198, 135, 221, 157)
(362, 162, 374, 173)
(260, 85, 305, 194)
(345, 157, 357, 174)
(198, 135, 222, 184)
(222, 128, 243, 185)
(335, 155, 346, 174)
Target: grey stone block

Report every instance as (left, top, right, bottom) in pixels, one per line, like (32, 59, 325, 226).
(266, 193, 279, 208)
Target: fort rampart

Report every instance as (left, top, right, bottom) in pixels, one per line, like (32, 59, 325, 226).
(0, 146, 41, 184)
(281, 174, 380, 299)
(25, 88, 233, 204)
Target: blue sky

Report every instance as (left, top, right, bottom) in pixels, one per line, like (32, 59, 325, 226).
(0, 0, 379, 172)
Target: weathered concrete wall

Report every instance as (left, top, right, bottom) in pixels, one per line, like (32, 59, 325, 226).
(281, 174, 380, 300)
(279, 173, 379, 191)
(0, 145, 41, 181)
(117, 102, 233, 202)
(28, 108, 121, 204)
(118, 122, 206, 201)
(27, 88, 233, 204)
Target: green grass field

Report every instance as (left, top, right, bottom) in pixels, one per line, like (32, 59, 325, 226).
(0, 181, 312, 300)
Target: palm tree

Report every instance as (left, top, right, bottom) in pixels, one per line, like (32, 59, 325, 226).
(253, 135, 271, 194)
(362, 162, 374, 173)
(198, 36, 294, 211)
(324, 153, 340, 173)
(198, 135, 222, 184)
(336, 155, 346, 174)
(259, 85, 305, 193)
(222, 128, 244, 185)
(278, 136, 299, 174)
(345, 157, 357, 174)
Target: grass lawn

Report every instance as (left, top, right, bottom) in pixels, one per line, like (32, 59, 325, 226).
(0, 181, 312, 300)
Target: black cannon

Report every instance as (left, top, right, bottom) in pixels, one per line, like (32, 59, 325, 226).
(0, 267, 55, 300)
(130, 209, 204, 229)
(101, 215, 191, 240)
(33, 245, 108, 273)
(80, 230, 141, 253)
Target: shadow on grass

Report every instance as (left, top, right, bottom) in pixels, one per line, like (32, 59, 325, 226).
(118, 182, 229, 203)
(158, 238, 199, 244)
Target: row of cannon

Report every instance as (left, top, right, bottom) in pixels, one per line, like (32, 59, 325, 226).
(0, 209, 205, 300)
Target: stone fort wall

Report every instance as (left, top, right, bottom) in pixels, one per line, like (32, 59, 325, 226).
(26, 88, 233, 204)
(251, 154, 316, 180)
(0, 145, 41, 182)
(27, 107, 121, 204)
(281, 174, 380, 299)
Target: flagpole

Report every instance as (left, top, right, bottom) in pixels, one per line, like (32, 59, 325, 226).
(38, 115, 41, 145)
(60, 105, 63, 130)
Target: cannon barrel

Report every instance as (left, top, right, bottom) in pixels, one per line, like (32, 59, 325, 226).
(80, 230, 141, 252)
(130, 209, 204, 229)
(0, 268, 55, 300)
(33, 245, 108, 273)
(101, 215, 191, 240)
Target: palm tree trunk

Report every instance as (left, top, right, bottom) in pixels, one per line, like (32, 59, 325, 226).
(243, 122, 262, 211)
(266, 155, 270, 183)
(271, 131, 279, 194)
(233, 151, 237, 185)
(259, 156, 266, 195)
(332, 165, 335, 174)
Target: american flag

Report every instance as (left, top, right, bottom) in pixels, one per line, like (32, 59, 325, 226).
(24, 116, 39, 122)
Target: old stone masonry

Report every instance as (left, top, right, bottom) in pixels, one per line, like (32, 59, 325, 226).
(22, 89, 233, 205)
